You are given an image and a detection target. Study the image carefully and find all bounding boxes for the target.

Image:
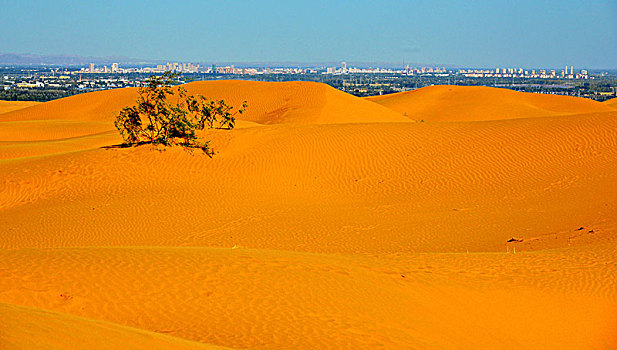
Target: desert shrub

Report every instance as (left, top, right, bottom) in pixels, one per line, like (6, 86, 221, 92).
(114, 72, 246, 156)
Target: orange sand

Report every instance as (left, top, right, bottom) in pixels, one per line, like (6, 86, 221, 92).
(1, 82, 616, 348)
(0, 303, 226, 349)
(604, 97, 617, 109)
(0, 100, 41, 114)
(366, 85, 614, 121)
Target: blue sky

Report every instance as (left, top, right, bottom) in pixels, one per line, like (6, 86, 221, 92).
(1, 0, 615, 68)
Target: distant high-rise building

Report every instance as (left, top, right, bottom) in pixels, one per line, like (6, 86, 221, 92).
(111, 63, 119, 73)
(341, 61, 347, 71)
(570, 66, 573, 75)
(565, 65, 568, 75)
(89, 63, 95, 72)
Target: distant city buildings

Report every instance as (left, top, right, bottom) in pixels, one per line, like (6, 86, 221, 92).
(1, 63, 612, 103)
(458, 65, 588, 80)
(155, 62, 201, 73)
(320, 64, 447, 75)
(65, 62, 596, 81)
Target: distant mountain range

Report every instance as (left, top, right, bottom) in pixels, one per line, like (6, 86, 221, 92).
(0, 53, 162, 66)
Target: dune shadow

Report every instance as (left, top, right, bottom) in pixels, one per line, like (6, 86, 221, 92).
(102, 143, 132, 149)
(102, 141, 152, 149)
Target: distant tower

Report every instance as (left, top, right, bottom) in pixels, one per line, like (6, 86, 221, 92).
(570, 66, 574, 75)
(341, 61, 347, 71)
(111, 63, 119, 73)
(565, 65, 568, 75)
(89, 63, 95, 72)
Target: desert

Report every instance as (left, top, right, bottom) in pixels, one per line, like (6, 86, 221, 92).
(1, 81, 616, 348)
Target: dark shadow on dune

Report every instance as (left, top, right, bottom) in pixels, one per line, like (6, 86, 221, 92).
(102, 141, 152, 149)
(102, 143, 132, 149)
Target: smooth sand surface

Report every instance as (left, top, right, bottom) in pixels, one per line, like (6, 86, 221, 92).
(1, 82, 616, 349)
(604, 97, 617, 109)
(0, 100, 41, 114)
(0, 303, 228, 349)
(366, 85, 615, 121)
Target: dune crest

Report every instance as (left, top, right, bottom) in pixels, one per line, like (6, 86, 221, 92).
(366, 85, 614, 121)
(604, 97, 617, 109)
(182, 80, 412, 125)
(0, 100, 41, 114)
(1, 80, 410, 126)
(0, 81, 411, 156)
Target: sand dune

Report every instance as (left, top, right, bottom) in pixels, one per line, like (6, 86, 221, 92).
(366, 85, 615, 121)
(0, 303, 227, 349)
(0, 80, 409, 126)
(604, 97, 617, 109)
(1, 82, 616, 348)
(0, 100, 41, 114)
(2, 112, 615, 253)
(182, 80, 412, 125)
(0, 81, 409, 157)
(1, 247, 615, 349)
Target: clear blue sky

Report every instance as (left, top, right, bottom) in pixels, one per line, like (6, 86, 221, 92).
(1, 0, 615, 68)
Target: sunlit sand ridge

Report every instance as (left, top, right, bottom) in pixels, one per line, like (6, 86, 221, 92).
(604, 97, 617, 109)
(1, 82, 616, 349)
(366, 85, 614, 121)
(0, 100, 41, 115)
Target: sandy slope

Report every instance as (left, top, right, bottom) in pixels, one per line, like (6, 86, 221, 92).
(1, 246, 615, 349)
(0, 81, 408, 159)
(2, 112, 616, 253)
(1, 83, 617, 348)
(0, 80, 409, 125)
(366, 85, 615, 121)
(0, 100, 41, 115)
(0, 303, 227, 349)
(604, 97, 617, 109)
(182, 80, 411, 125)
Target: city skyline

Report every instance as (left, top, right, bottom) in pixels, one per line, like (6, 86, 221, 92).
(77, 61, 592, 78)
(1, 52, 614, 73)
(1, 1, 616, 69)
